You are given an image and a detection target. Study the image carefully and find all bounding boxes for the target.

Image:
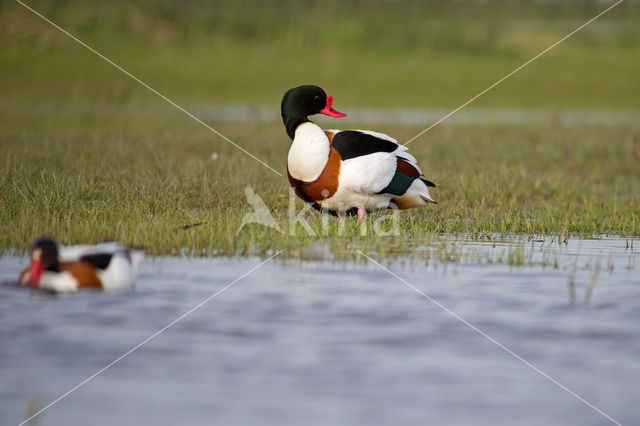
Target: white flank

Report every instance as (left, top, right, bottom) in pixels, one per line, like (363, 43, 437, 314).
(98, 253, 138, 291)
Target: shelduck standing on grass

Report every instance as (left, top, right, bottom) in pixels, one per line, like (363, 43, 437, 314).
(19, 236, 143, 292)
(282, 85, 436, 220)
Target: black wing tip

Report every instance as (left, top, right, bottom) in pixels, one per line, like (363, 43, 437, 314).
(79, 253, 114, 270)
(420, 178, 437, 188)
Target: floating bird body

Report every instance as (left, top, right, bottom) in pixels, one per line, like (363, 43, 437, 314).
(282, 85, 436, 219)
(19, 237, 143, 292)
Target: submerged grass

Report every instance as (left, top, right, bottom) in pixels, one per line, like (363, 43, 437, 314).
(1, 0, 639, 256)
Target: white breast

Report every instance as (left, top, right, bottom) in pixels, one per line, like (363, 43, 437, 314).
(39, 271, 78, 292)
(287, 122, 331, 182)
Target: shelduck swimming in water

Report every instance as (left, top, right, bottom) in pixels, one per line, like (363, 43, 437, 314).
(19, 236, 143, 292)
(282, 85, 436, 220)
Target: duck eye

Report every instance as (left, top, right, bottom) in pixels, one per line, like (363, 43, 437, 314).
(314, 95, 320, 100)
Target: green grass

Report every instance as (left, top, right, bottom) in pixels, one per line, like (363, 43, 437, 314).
(1, 0, 639, 256)
(1, 113, 638, 255)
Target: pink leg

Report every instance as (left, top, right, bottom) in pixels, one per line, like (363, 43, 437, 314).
(357, 207, 366, 222)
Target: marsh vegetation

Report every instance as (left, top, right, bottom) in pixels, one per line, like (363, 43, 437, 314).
(1, 0, 638, 256)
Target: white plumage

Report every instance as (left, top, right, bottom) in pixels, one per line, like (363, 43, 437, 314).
(282, 85, 436, 218)
(40, 242, 142, 292)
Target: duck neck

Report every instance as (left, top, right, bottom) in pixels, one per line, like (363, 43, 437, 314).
(283, 114, 309, 140)
(44, 257, 60, 272)
(287, 122, 331, 182)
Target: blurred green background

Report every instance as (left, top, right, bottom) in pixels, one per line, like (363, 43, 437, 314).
(1, 0, 639, 252)
(1, 0, 639, 109)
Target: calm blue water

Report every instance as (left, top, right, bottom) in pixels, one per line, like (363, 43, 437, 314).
(1, 238, 638, 426)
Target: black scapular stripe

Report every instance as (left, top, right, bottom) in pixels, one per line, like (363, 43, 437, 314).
(80, 253, 114, 270)
(332, 131, 398, 160)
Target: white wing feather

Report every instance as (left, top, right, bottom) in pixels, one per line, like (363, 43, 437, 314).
(59, 242, 144, 290)
(332, 129, 426, 195)
(59, 242, 128, 261)
(353, 129, 398, 143)
(339, 152, 397, 194)
(353, 130, 421, 171)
